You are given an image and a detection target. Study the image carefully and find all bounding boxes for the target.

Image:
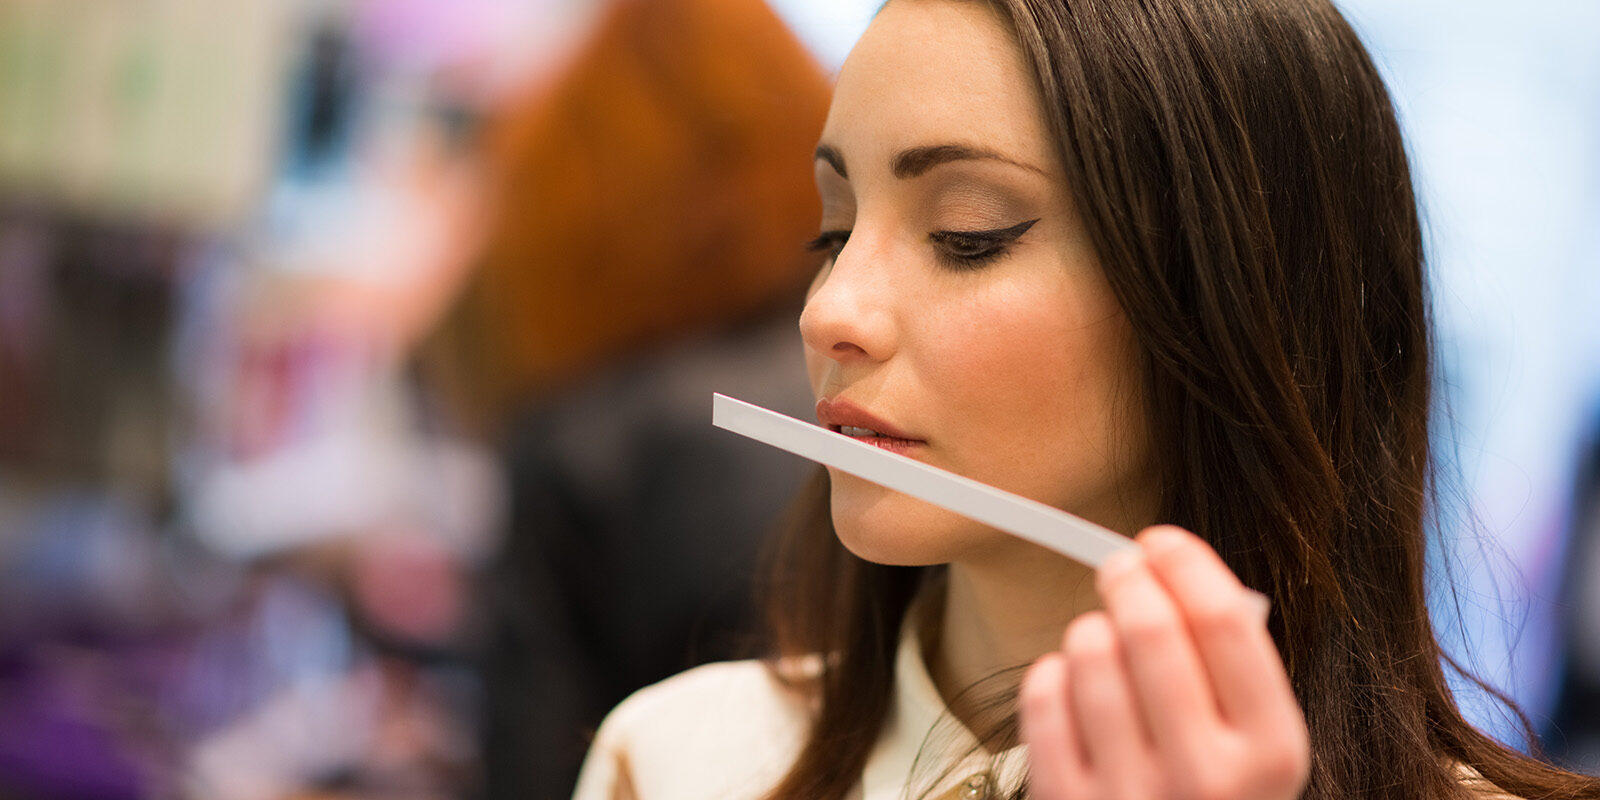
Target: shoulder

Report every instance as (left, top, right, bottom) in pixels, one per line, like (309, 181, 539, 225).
(600, 658, 815, 747)
(573, 658, 817, 800)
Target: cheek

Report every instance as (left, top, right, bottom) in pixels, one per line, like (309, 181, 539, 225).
(921, 279, 1146, 491)
(924, 285, 1094, 409)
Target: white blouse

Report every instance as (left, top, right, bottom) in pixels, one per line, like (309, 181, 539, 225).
(571, 617, 1520, 800)
(572, 619, 1027, 800)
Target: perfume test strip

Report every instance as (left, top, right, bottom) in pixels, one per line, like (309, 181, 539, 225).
(711, 393, 1133, 568)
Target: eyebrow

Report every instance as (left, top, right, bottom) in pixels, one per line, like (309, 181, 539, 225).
(814, 144, 848, 179)
(813, 143, 1046, 181)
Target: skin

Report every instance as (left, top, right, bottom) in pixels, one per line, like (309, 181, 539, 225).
(802, 2, 1310, 797)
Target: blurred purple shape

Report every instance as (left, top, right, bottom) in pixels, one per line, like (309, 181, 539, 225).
(0, 657, 144, 800)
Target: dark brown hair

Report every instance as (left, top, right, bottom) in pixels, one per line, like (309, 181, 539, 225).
(761, 1, 1600, 798)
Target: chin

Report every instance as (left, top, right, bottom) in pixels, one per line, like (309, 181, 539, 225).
(827, 471, 988, 566)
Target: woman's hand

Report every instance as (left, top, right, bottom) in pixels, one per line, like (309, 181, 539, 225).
(1020, 525, 1309, 800)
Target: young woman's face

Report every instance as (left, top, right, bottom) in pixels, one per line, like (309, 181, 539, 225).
(801, 0, 1157, 567)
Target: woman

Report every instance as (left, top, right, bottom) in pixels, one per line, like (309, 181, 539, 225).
(573, 1, 1600, 798)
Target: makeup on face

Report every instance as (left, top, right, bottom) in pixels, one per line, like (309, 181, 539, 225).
(712, 393, 1133, 568)
(815, 395, 927, 456)
(810, 151, 1050, 275)
(795, 0, 1161, 565)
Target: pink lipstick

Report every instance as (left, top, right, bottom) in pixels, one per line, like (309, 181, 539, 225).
(815, 397, 926, 455)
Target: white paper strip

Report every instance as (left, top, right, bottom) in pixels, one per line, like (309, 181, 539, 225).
(712, 393, 1133, 568)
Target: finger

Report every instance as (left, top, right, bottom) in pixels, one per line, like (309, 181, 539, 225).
(1063, 612, 1151, 776)
(1021, 652, 1087, 799)
(1096, 546, 1222, 765)
(1139, 526, 1300, 733)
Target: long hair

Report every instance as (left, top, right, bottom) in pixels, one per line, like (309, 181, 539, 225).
(760, 1, 1600, 799)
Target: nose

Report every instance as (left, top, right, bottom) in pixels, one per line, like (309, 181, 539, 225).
(798, 237, 897, 365)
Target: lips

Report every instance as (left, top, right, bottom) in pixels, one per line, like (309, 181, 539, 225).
(815, 397, 926, 454)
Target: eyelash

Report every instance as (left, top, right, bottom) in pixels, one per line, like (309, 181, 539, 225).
(803, 230, 850, 261)
(803, 218, 1040, 272)
(929, 218, 1039, 271)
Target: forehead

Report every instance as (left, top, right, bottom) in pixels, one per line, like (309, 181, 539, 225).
(821, 0, 1059, 176)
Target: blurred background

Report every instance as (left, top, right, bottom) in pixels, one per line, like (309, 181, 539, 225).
(0, 0, 1595, 798)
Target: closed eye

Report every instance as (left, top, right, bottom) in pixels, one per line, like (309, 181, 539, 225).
(929, 218, 1039, 271)
(804, 230, 851, 261)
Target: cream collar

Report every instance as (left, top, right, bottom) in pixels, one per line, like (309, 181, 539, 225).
(858, 607, 1030, 800)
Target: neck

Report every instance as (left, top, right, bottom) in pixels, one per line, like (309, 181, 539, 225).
(924, 544, 1101, 742)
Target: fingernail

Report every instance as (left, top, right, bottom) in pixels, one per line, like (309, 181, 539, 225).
(1099, 547, 1142, 581)
(1140, 525, 1185, 551)
(1244, 589, 1272, 624)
